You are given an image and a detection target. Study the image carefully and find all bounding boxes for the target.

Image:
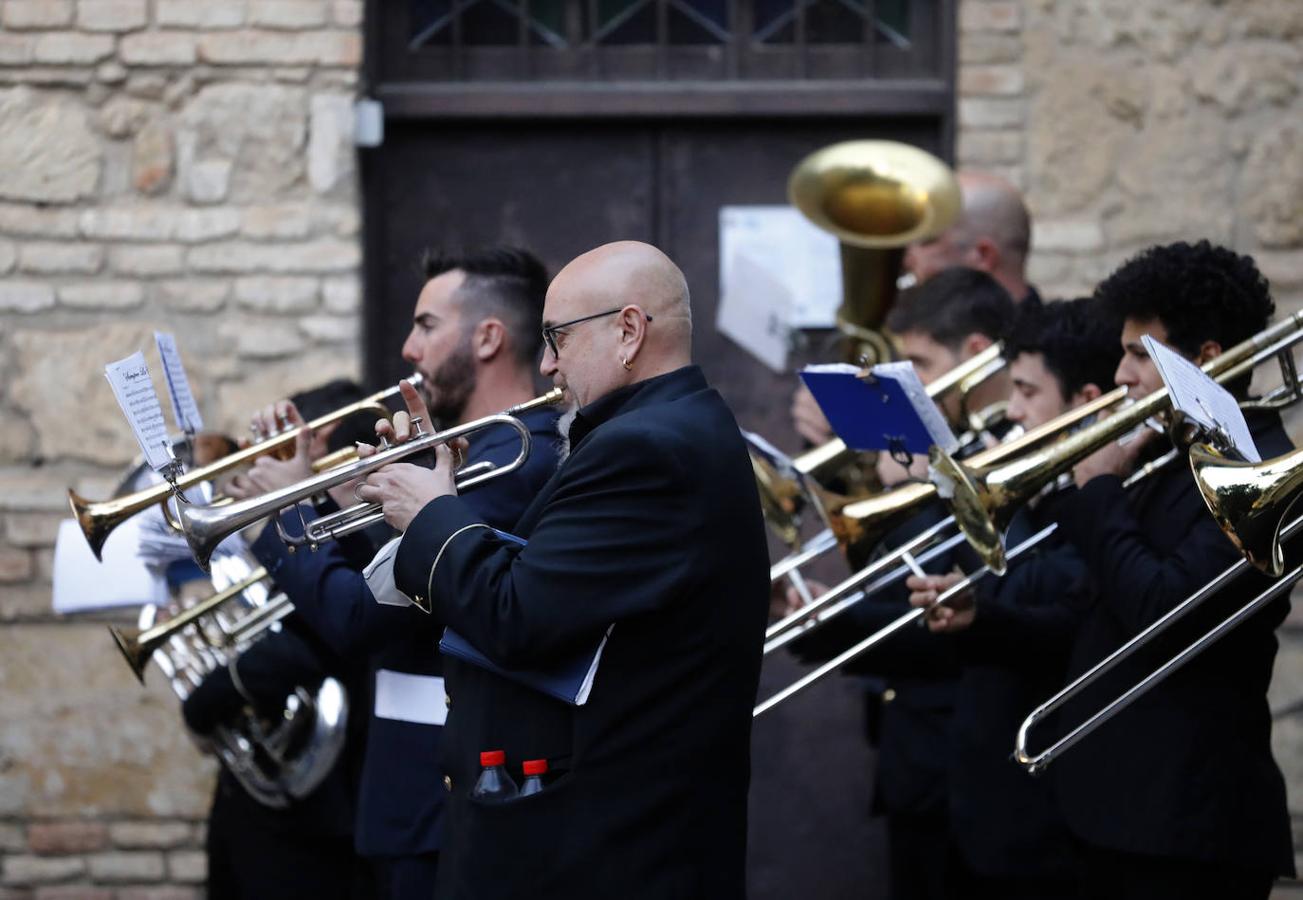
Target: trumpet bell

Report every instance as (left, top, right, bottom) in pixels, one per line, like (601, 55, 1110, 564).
(1190, 443, 1303, 578)
(109, 625, 149, 684)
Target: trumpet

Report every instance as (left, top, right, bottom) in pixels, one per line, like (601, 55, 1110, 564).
(933, 311, 1303, 575)
(179, 389, 564, 571)
(69, 376, 422, 560)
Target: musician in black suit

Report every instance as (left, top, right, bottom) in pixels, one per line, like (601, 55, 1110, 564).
(1047, 242, 1294, 898)
(225, 247, 560, 899)
(357, 240, 770, 899)
(906, 296, 1124, 899)
(783, 267, 1016, 900)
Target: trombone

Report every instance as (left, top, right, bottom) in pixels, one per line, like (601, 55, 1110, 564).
(69, 376, 423, 560)
(178, 389, 564, 571)
(931, 311, 1303, 575)
(1014, 508, 1303, 774)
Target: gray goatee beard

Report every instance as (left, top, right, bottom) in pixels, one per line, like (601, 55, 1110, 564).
(555, 407, 578, 463)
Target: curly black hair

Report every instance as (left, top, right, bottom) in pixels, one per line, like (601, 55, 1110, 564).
(1094, 240, 1274, 357)
(420, 246, 549, 365)
(1005, 296, 1122, 400)
(884, 266, 1015, 349)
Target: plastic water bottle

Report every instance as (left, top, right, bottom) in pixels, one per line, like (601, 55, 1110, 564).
(520, 758, 548, 797)
(471, 750, 518, 800)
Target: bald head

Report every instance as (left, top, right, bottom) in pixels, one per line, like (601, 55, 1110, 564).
(541, 241, 693, 409)
(904, 170, 1033, 301)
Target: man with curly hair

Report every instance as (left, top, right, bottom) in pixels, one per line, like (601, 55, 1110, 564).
(1046, 241, 1295, 897)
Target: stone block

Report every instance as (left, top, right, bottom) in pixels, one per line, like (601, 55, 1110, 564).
(0, 88, 101, 204)
(174, 208, 240, 242)
(1239, 124, 1302, 250)
(958, 97, 1024, 129)
(959, 64, 1024, 97)
(956, 130, 1022, 166)
(0, 824, 23, 851)
(197, 30, 360, 67)
(0, 240, 14, 273)
(321, 203, 359, 236)
(0, 281, 56, 312)
(177, 84, 307, 203)
(26, 822, 108, 855)
(79, 207, 175, 241)
(8, 325, 172, 465)
(33, 887, 113, 900)
(155, 2, 246, 28)
(17, 242, 103, 274)
(108, 245, 184, 276)
(225, 320, 306, 359)
(154, 278, 228, 312)
(0, 856, 84, 886)
(96, 61, 127, 83)
(1034, 219, 1106, 254)
(31, 33, 114, 65)
(308, 92, 353, 195)
(113, 888, 201, 900)
(106, 822, 191, 850)
(5, 512, 65, 548)
(0, 546, 33, 582)
(77, 1, 149, 32)
(0, 415, 36, 463)
(239, 204, 312, 239)
(2, 2, 74, 29)
(248, 1, 329, 29)
(233, 276, 318, 312)
(332, 0, 362, 27)
(960, 1, 1021, 33)
(187, 239, 360, 274)
(1258, 252, 1303, 290)
(321, 276, 358, 313)
(0, 469, 71, 512)
(57, 282, 145, 309)
(958, 33, 1021, 64)
(0, 581, 54, 621)
(95, 96, 151, 138)
(119, 33, 198, 66)
(299, 314, 357, 343)
(214, 348, 359, 434)
(0, 205, 79, 238)
(183, 160, 231, 203)
(0, 34, 35, 64)
(85, 853, 164, 884)
(131, 120, 174, 195)
(165, 852, 205, 884)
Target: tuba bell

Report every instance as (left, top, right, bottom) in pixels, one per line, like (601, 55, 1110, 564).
(788, 139, 961, 365)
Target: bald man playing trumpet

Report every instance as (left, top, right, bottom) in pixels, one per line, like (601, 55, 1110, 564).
(357, 241, 770, 900)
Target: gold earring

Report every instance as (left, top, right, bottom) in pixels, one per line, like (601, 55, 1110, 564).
(621, 356, 633, 371)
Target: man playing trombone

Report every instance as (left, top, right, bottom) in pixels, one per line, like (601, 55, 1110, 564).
(906, 296, 1123, 898)
(356, 241, 770, 899)
(209, 246, 561, 899)
(1007, 242, 1292, 898)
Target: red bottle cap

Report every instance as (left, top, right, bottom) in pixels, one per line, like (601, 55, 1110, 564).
(522, 758, 549, 776)
(480, 749, 506, 767)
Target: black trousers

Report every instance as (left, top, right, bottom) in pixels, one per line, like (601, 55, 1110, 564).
(207, 779, 361, 900)
(885, 811, 957, 900)
(1076, 843, 1275, 900)
(370, 852, 440, 900)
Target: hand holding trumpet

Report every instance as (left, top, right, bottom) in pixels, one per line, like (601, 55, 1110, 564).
(354, 379, 468, 532)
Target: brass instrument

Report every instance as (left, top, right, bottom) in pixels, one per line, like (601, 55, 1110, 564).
(933, 312, 1303, 575)
(1190, 443, 1303, 578)
(789, 139, 961, 364)
(69, 376, 422, 560)
(179, 389, 564, 571)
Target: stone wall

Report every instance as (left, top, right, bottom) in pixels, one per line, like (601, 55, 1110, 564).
(1, 0, 1302, 894)
(0, 0, 363, 894)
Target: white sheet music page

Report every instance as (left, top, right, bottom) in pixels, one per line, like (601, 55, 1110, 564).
(1142, 335, 1260, 462)
(105, 351, 172, 471)
(154, 332, 204, 433)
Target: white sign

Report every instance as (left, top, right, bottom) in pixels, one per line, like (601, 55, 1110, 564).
(154, 332, 204, 435)
(1143, 335, 1260, 462)
(105, 352, 172, 471)
(718, 205, 841, 330)
(717, 249, 793, 373)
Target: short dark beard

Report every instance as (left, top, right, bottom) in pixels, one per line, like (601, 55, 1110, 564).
(425, 339, 477, 426)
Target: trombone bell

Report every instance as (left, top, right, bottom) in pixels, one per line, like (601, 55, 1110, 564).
(1189, 443, 1303, 578)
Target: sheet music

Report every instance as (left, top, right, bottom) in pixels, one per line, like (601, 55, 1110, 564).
(716, 248, 792, 373)
(104, 352, 171, 471)
(154, 332, 204, 434)
(1142, 335, 1260, 462)
(872, 361, 960, 454)
(718, 205, 840, 329)
(800, 361, 959, 454)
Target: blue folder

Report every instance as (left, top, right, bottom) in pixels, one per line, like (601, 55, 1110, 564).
(800, 362, 957, 455)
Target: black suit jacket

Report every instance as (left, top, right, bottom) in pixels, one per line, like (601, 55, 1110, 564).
(948, 493, 1085, 878)
(250, 408, 560, 858)
(393, 366, 769, 900)
(1050, 410, 1295, 875)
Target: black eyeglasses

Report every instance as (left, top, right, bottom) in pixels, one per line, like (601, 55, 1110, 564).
(541, 308, 653, 359)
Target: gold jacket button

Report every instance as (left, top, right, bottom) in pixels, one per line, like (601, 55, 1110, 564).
(882, 688, 897, 703)
(443, 775, 452, 791)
